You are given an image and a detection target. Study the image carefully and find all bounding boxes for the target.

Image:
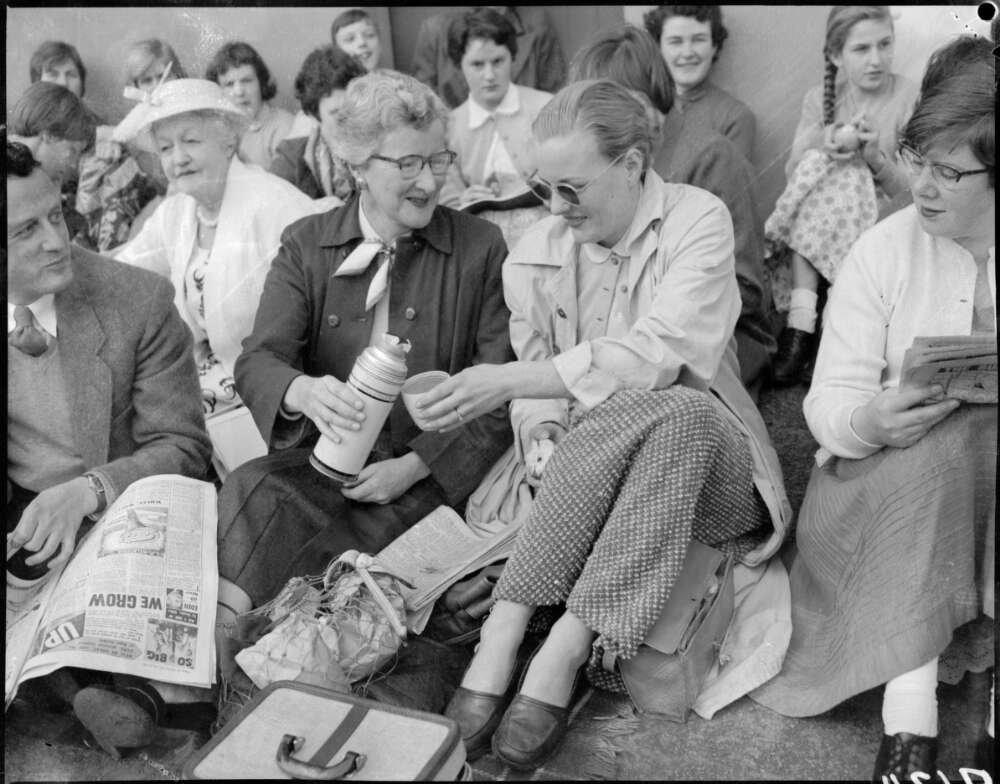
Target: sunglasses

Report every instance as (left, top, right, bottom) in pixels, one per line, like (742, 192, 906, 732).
(527, 151, 627, 206)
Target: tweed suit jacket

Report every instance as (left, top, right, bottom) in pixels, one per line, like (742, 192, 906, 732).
(234, 196, 515, 506)
(48, 247, 212, 505)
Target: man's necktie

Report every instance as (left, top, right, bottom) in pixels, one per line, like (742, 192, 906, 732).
(8, 305, 49, 357)
(334, 240, 395, 311)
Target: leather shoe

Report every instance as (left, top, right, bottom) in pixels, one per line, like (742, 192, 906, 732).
(73, 676, 216, 759)
(872, 732, 938, 782)
(444, 684, 514, 761)
(74, 685, 158, 759)
(492, 692, 571, 771)
(771, 327, 817, 387)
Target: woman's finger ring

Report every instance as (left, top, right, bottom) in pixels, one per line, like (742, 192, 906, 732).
(455, 408, 464, 422)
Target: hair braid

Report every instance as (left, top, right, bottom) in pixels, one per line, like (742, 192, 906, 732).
(822, 57, 838, 126)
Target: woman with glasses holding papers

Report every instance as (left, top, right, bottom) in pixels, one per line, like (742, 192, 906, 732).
(752, 36, 995, 781)
(416, 79, 790, 770)
(213, 70, 513, 663)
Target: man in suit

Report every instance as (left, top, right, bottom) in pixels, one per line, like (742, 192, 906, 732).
(5, 139, 211, 580)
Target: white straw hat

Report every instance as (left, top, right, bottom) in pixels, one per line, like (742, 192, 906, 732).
(112, 78, 247, 144)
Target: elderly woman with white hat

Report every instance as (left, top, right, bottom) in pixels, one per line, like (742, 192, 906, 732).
(114, 78, 336, 420)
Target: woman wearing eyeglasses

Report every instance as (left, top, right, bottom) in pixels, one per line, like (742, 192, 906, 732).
(752, 37, 995, 780)
(416, 79, 790, 770)
(212, 70, 514, 661)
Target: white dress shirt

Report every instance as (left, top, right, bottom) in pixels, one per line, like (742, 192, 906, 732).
(467, 84, 521, 182)
(7, 293, 58, 338)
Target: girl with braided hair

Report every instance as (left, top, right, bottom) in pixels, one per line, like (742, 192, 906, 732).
(766, 6, 918, 386)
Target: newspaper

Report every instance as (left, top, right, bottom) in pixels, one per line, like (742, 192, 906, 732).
(5, 474, 218, 708)
(375, 505, 523, 634)
(899, 335, 997, 404)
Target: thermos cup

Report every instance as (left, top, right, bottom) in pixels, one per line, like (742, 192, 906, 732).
(310, 334, 411, 482)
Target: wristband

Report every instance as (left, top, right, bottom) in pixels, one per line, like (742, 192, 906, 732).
(84, 472, 108, 520)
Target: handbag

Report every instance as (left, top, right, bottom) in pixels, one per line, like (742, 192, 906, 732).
(603, 540, 736, 722)
(423, 562, 506, 646)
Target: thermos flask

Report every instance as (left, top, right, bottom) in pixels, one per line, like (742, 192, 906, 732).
(310, 334, 411, 482)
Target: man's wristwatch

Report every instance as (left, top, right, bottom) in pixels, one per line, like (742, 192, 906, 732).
(84, 473, 108, 520)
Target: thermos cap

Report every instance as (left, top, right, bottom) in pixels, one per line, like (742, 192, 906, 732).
(354, 333, 410, 390)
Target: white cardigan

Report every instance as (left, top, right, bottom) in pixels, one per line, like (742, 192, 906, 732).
(805, 204, 996, 463)
(116, 157, 338, 375)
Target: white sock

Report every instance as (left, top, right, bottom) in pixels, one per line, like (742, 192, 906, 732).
(786, 288, 819, 333)
(882, 658, 939, 737)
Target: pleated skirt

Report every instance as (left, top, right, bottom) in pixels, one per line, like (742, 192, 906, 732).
(752, 405, 996, 716)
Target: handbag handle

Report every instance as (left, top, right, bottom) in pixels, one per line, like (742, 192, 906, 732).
(325, 550, 407, 639)
(275, 734, 365, 780)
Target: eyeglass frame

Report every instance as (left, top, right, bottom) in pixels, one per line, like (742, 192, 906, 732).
(897, 143, 990, 188)
(527, 151, 629, 206)
(366, 149, 457, 179)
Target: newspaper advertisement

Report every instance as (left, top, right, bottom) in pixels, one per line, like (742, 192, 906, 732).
(5, 475, 218, 708)
(900, 335, 997, 404)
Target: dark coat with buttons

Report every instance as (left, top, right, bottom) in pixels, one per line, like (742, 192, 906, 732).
(234, 195, 515, 505)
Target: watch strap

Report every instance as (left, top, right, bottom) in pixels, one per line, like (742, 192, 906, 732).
(84, 472, 108, 519)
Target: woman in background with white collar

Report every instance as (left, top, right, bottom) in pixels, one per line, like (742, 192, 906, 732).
(420, 79, 789, 770)
(114, 79, 334, 419)
(438, 7, 550, 248)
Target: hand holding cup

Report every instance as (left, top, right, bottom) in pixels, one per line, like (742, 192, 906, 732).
(402, 371, 451, 430)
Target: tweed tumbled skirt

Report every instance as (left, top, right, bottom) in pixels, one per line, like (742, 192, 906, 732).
(494, 386, 769, 681)
(752, 405, 996, 717)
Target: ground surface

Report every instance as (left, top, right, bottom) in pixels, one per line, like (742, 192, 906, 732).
(5, 383, 994, 781)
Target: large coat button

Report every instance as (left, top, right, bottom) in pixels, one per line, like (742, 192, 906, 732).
(327, 314, 341, 327)
(404, 307, 417, 320)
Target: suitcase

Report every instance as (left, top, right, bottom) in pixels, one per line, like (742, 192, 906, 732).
(183, 681, 468, 780)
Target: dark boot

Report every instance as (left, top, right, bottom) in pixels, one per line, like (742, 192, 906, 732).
(771, 327, 817, 387)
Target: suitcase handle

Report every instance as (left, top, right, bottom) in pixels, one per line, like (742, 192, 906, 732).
(276, 734, 366, 780)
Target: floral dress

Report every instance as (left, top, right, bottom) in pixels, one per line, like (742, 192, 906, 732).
(184, 244, 242, 417)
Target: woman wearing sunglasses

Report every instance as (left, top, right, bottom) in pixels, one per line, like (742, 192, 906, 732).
(417, 79, 790, 770)
(212, 70, 514, 663)
(752, 37, 995, 780)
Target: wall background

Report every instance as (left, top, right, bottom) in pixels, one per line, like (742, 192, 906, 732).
(6, 4, 990, 216)
(4, 6, 395, 121)
(624, 4, 991, 214)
